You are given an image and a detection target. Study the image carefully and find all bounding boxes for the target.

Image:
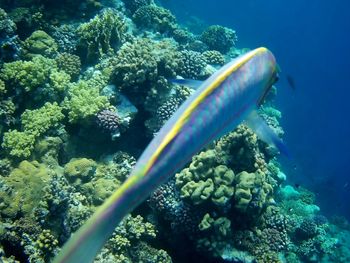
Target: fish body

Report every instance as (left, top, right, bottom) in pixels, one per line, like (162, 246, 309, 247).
(54, 47, 279, 263)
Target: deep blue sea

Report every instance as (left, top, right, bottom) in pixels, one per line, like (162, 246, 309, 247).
(160, 0, 350, 220)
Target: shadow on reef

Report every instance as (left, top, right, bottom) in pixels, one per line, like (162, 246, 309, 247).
(0, 0, 350, 262)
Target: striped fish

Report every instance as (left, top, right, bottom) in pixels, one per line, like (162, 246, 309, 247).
(54, 47, 283, 263)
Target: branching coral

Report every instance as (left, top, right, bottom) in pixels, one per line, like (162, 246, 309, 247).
(201, 25, 237, 53)
(1, 55, 53, 92)
(63, 79, 110, 124)
(133, 5, 177, 33)
(55, 52, 81, 79)
(122, 0, 154, 13)
(179, 50, 207, 79)
(0, 8, 17, 38)
(113, 38, 181, 88)
(2, 102, 64, 159)
(202, 50, 225, 65)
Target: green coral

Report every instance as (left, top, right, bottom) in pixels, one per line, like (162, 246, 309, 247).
(77, 8, 127, 61)
(63, 79, 109, 123)
(103, 214, 167, 262)
(234, 171, 274, 214)
(0, 160, 50, 218)
(36, 229, 59, 254)
(201, 25, 237, 53)
(202, 50, 225, 65)
(122, 0, 154, 14)
(2, 102, 64, 159)
(133, 5, 177, 33)
(21, 102, 64, 136)
(175, 149, 235, 206)
(2, 130, 36, 158)
(0, 78, 6, 96)
(113, 38, 179, 85)
(21, 30, 58, 59)
(48, 69, 71, 93)
(64, 158, 97, 186)
(0, 8, 16, 36)
(1, 55, 53, 92)
(199, 213, 231, 236)
(179, 50, 207, 79)
(55, 52, 81, 79)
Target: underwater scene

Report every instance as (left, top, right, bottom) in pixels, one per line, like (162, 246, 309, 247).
(0, 0, 349, 262)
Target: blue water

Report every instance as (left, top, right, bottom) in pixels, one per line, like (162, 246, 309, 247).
(161, 0, 350, 219)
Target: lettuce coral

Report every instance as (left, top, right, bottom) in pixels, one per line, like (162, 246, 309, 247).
(77, 8, 127, 62)
(234, 171, 274, 214)
(175, 149, 235, 206)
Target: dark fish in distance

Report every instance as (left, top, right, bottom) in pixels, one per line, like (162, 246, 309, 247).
(286, 75, 296, 90)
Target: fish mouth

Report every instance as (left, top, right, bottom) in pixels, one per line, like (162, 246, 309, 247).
(257, 70, 279, 106)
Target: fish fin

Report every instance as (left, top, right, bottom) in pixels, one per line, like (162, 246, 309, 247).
(245, 110, 290, 158)
(169, 78, 203, 89)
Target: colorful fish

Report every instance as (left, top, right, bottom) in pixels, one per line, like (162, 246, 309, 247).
(54, 47, 285, 263)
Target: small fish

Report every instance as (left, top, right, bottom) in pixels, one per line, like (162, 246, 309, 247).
(54, 47, 286, 263)
(286, 74, 296, 90)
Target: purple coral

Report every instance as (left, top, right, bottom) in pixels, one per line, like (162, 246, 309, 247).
(148, 179, 201, 236)
(96, 109, 121, 140)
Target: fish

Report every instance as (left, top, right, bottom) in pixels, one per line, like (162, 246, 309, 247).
(53, 47, 285, 263)
(286, 74, 296, 90)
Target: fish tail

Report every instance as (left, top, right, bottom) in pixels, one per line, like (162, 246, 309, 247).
(53, 174, 142, 263)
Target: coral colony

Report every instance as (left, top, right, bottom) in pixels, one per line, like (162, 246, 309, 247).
(0, 0, 349, 262)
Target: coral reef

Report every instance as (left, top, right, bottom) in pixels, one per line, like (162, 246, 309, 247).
(133, 4, 176, 33)
(201, 25, 237, 53)
(77, 8, 127, 62)
(202, 50, 225, 65)
(0, 1, 348, 263)
(21, 30, 58, 59)
(179, 50, 207, 79)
